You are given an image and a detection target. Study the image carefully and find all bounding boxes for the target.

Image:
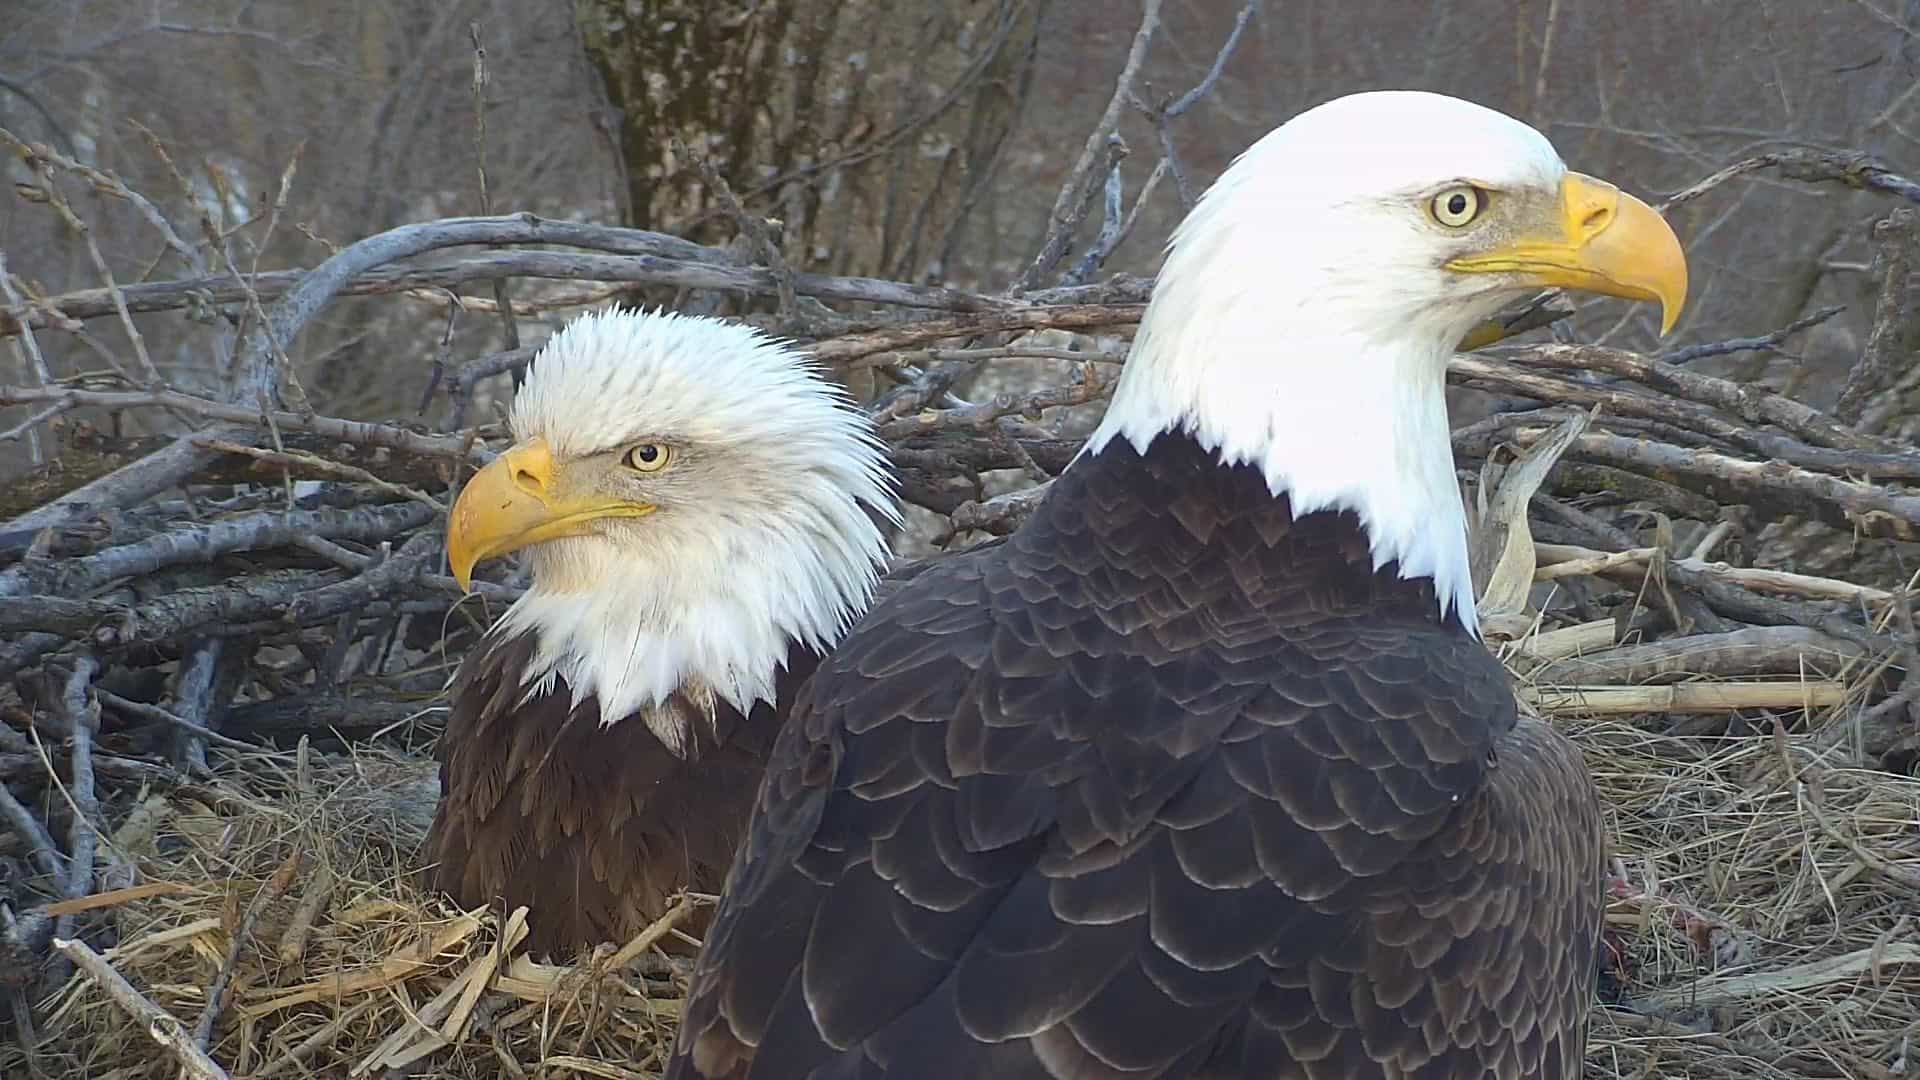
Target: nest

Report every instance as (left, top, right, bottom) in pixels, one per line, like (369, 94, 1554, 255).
(12, 744, 699, 1079)
(5, 671, 1918, 1079)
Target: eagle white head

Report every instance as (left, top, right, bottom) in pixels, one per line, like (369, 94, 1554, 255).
(445, 308, 899, 753)
(1085, 90, 1687, 635)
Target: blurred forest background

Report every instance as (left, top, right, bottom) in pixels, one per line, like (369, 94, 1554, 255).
(4, 0, 1917, 433)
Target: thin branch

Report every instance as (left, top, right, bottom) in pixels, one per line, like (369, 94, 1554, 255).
(193, 849, 301, 1049)
(52, 936, 232, 1080)
(0, 385, 476, 464)
(1660, 147, 1920, 211)
(1012, 0, 1162, 292)
(3, 247, 1012, 340)
(96, 687, 259, 755)
(0, 782, 65, 883)
(49, 654, 102, 982)
(0, 501, 436, 599)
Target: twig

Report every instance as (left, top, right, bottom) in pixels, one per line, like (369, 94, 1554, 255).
(0, 251, 56, 463)
(1521, 680, 1849, 715)
(0, 396, 77, 444)
(52, 936, 232, 1080)
(1530, 626, 1868, 684)
(682, 137, 801, 321)
(275, 865, 335, 965)
(50, 654, 101, 980)
(876, 364, 1111, 440)
(1797, 772, 1920, 899)
(283, 531, 440, 626)
(1070, 156, 1169, 286)
(0, 502, 436, 599)
(1495, 340, 1893, 453)
(0, 125, 203, 274)
(191, 438, 445, 511)
(94, 688, 258, 755)
(1536, 542, 1897, 605)
(3, 431, 224, 534)
(1657, 304, 1846, 367)
(1012, 0, 1162, 292)
(193, 848, 302, 1049)
(465, 23, 523, 393)
(1130, 0, 1260, 207)
(9, 143, 164, 388)
(1059, 136, 1134, 288)
(1660, 147, 1920, 211)
(1513, 426, 1920, 540)
(0, 782, 65, 882)
(0, 385, 476, 464)
(942, 480, 1054, 542)
(812, 304, 1144, 362)
(3, 248, 1010, 341)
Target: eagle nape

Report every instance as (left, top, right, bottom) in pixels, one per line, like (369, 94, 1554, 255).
(666, 91, 1688, 1079)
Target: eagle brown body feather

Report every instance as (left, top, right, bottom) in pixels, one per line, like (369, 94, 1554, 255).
(425, 559, 944, 959)
(668, 430, 1606, 1079)
(422, 630, 816, 957)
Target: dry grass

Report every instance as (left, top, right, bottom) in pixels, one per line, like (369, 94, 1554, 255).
(11, 741, 697, 1079)
(6, 653, 1918, 1079)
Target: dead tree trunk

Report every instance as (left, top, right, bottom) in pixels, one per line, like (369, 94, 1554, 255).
(575, 0, 1046, 285)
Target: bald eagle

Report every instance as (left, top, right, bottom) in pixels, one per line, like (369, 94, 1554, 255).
(667, 91, 1688, 1078)
(426, 308, 899, 958)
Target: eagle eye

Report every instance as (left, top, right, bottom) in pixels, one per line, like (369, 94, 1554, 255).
(625, 443, 673, 472)
(1429, 186, 1486, 229)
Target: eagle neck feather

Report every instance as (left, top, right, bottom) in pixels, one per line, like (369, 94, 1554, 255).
(1085, 313, 1477, 637)
(492, 579, 817, 757)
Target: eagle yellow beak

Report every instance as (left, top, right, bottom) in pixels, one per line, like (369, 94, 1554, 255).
(1447, 172, 1688, 335)
(445, 437, 656, 591)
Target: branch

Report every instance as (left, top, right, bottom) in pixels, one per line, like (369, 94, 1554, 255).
(50, 654, 101, 982)
(1660, 147, 1920, 211)
(1012, 0, 1161, 292)
(0, 386, 475, 464)
(0, 782, 65, 883)
(0, 502, 435, 599)
(1506, 425, 1920, 539)
(813, 304, 1144, 363)
(1491, 341, 1895, 453)
(52, 936, 231, 1080)
(1531, 626, 1868, 684)
(2, 220, 1015, 340)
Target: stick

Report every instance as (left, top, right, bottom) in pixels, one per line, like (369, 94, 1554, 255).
(1534, 543, 1897, 605)
(811, 304, 1144, 363)
(1660, 147, 1920, 212)
(1530, 626, 1867, 684)
(1496, 341, 1894, 453)
(51, 655, 102, 979)
(1012, 0, 1162, 292)
(95, 688, 259, 755)
(0, 501, 436, 600)
(2, 224, 1014, 340)
(191, 437, 445, 511)
(0, 386, 476, 464)
(1521, 680, 1850, 715)
(0, 782, 65, 882)
(52, 936, 232, 1080)
(192, 848, 302, 1049)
